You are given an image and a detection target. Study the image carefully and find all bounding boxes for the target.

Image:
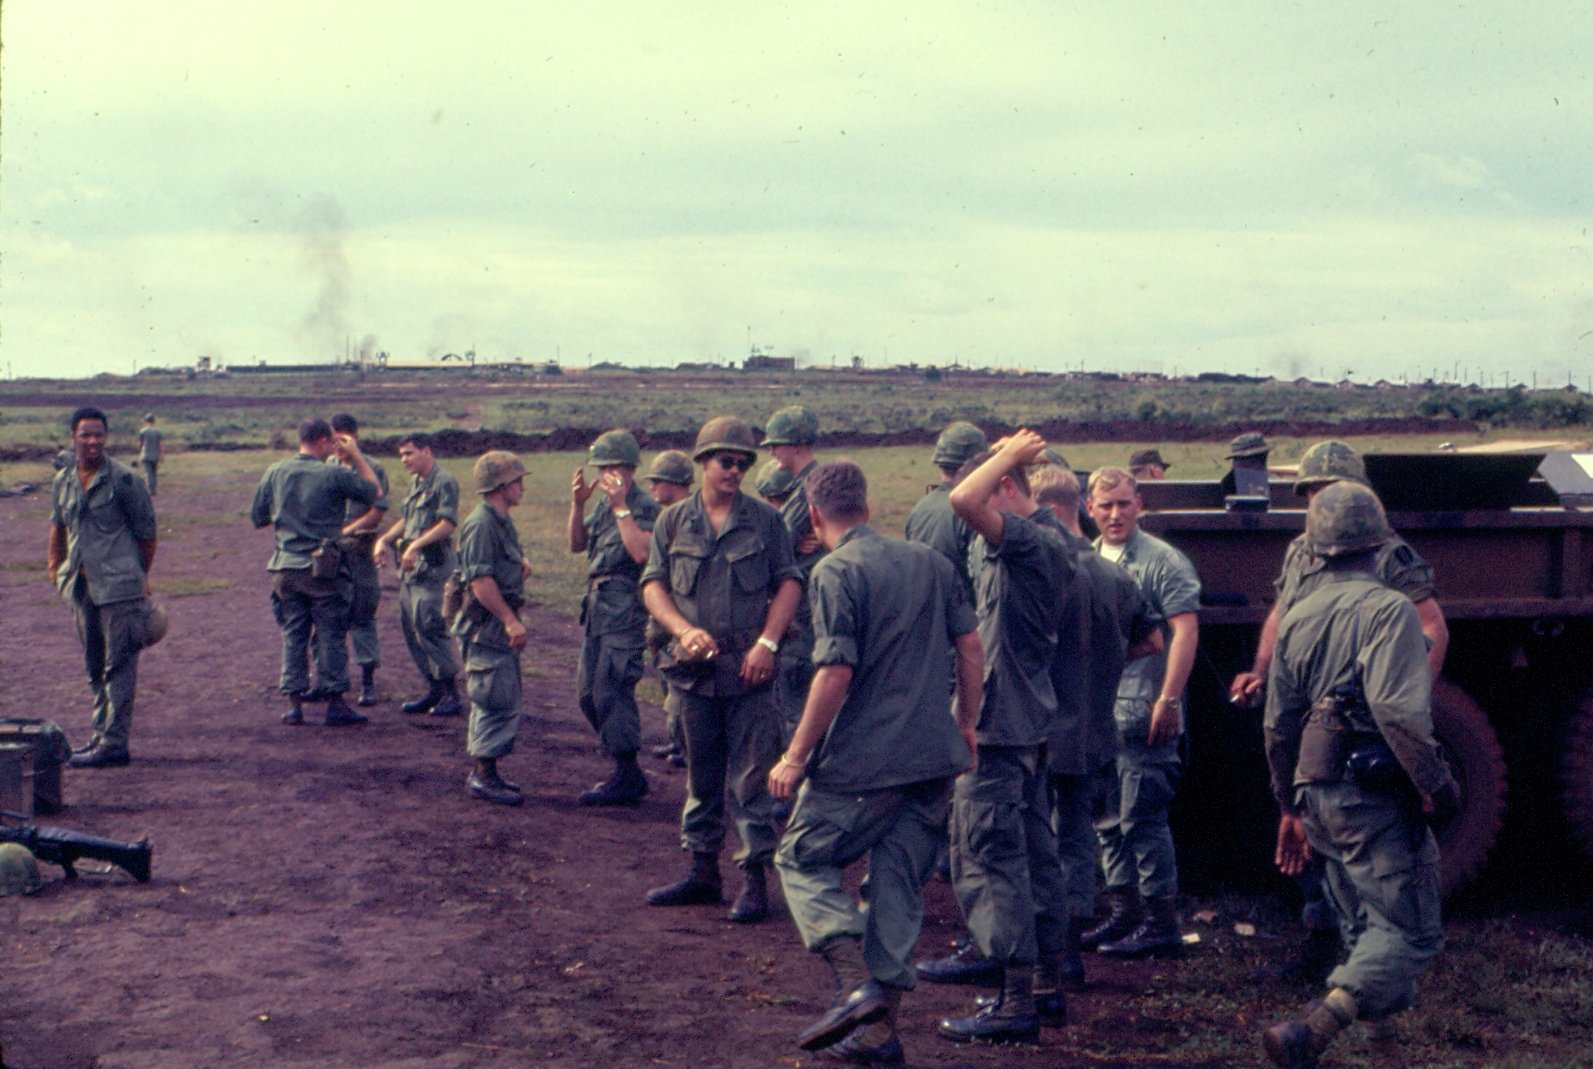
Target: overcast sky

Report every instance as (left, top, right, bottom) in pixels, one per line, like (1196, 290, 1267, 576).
(2, 2, 1589, 384)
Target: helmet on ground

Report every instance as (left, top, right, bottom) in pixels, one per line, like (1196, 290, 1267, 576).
(0, 843, 40, 897)
(644, 450, 694, 486)
(931, 421, 988, 469)
(1225, 431, 1270, 459)
(754, 459, 796, 499)
(760, 405, 819, 447)
(1294, 440, 1368, 496)
(692, 417, 758, 461)
(473, 451, 528, 494)
(588, 429, 641, 468)
(144, 601, 169, 648)
(1307, 481, 1393, 557)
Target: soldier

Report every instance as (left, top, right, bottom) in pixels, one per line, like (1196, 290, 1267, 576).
(923, 430, 1074, 1045)
(137, 413, 164, 495)
(47, 407, 158, 768)
(904, 420, 988, 602)
(643, 450, 694, 509)
(1230, 441, 1449, 983)
(640, 416, 801, 924)
(374, 433, 464, 718)
(454, 452, 532, 806)
(1082, 466, 1201, 959)
(1127, 448, 1171, 481)
(1261, 481, 1459, 1069)
(762, 404, 824, 747)
(753, 458, 796, 506)
(249, 417, 381, 726)
(568, 429, 659, 806)
(329, 413, 389, 707)
(769, 460, 982, 1063)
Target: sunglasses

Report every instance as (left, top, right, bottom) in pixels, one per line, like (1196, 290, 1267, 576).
(710, 452, 755, 472)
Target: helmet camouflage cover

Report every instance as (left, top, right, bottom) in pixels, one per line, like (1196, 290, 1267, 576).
(760, 405, 820, 447)
(588, 429, 642, 468)
(754, 458, 796, 499)
(644, 450, 694, 486)
(473, 450, 528, 494)
(692, 416, 758, 461)
(931, 421, 988, 469)
(1307, 480, 1393, 557)
(1294, 440, 1368, 496)
(0, 843, 40, 897)
(1225, 431, 1271, 459)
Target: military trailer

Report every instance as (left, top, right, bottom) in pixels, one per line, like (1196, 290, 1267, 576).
(1135, 450, 1593, 897)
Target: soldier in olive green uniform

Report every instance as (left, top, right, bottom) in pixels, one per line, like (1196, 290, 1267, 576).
(137, 413, 164, 496)
(250, 417, 382, 726)
(642, 450, 694, 767)
(454, 452, 532, 805)
(375, 432, 464, 717)
(762, 404, 824, 746)
(904, 421, 988, 603)
(568, 429, 660, 806)
(770, 461, 983, 1063)
(48, 407, 159, 767)
(641, 416, 802, 924)
(329, 414, 390, 707)
(1262, 481, 1458, 1069)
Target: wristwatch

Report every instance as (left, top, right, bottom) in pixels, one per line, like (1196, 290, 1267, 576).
(613, 509, 632, 519)
(1158, 694, 1182, 711)
(756, 636, 780, 655)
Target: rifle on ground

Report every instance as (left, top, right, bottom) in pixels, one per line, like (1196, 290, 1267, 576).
(0, 811, 153, 883)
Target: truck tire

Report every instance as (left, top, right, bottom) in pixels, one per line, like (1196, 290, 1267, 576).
(1431, 679, 1507, 898)
(1559, 694, 1593, 862)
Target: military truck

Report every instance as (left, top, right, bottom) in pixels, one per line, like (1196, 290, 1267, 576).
(1135, 449, 1593, 897)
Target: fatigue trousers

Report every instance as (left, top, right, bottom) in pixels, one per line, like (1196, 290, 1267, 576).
(346, 546, 382, 668)
(1096, 715, 1183, 900)
(69, 579, 146, 752)
(140, 460, 158, 496)
(677, 683, 781, 868)
(577, 626, 645, 758)
(400, 570, 460, 683)
(1049, 771, 1098, 926)
(778, 777, 953, 990)
(776, 634, 815, 745)
(1301, 781, 1442, 1019)
(950, 744, 1066, 968)
(271, 568, 352, 696)
(462, 629, 524, 760)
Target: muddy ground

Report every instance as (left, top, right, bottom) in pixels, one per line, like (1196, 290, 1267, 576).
(1, 456, 1586, 1069)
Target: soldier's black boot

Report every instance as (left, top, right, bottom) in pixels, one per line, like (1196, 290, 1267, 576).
(1262, 988, 1356, 1069)
(429, 677, 463, 717)
(282, 692, 306, 725)
(937, 967, 1040, 1045)
(324, 695, 369, 727)
(400, 679, 443, 715)
(1032, 953, 1070, 1027)
(1099, 895, 1183, 958)
(728, 862, 771, 923)
(915, 937, 1003, 987)
(822, 986, 905, 1066)
(356, 665, 379, 707)
(578, 752, 650, 806)
(1059, 918, 1088, 991)
(797, 936, 888, 1051)
(646, 851, 723, 906)
(1080, 887, 1142, 951)
(467, 758, 524, 806)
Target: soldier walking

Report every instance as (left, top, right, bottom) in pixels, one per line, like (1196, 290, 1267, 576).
(374, 433, 464, 718)
(568, 429, 659, 806)
(640, 416, 801, 924)
(47, 406, 159, 768)
(770, 460, 982, 1064)
(136, 413, 164, 495)
(329, 413, 389, 707)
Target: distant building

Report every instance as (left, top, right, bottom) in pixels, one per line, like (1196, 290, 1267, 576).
(744, 354, 796, 371)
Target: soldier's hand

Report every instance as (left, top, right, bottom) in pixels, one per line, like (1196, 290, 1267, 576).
(333, 433, 361, 460)
(678, 626, 718, 662)
(372, 540, 389, 568)
(1147, 696, 1181, 746)
(1274, 813, 1311, 876)
(521, 559, 532, 581)
(795, 531, 820, 556)
(571, 467, 593, 507)
(599, 469, 627, 507)
(1230, 671, 1264, 709)
(741, 642, 776, 686)
(767, 755, 804, 801)
(999, 428, 1048, 466)
(505, 618, 529, 651)
(399, 544, 420, 572)
(47, 565, 58, 584)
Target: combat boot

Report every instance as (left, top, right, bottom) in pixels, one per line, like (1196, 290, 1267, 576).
(728, 862, 771, 923)
(814, 987, 902, 1063)
(938, 968, 1040, 1045)
(467, 759, 524, 806)
(578, 752, 649, 806)
(356, 665, 379, 707)
(797, 937, 888, 1051)
(646, 851, 723, 906)
(1262, 988, 1356, 1069)
(1099, 895, 1184, 958)
(915, 937, 1002, 987)
(282, 692, 306, 725)
(1059, 918, 1088, 991)
(324, 696, 369, 726)
(400, 679, 443, 715)
(1079, 887, 1142, 951)
(429, 677, 463, 718)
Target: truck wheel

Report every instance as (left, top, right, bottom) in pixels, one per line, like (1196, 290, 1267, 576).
(1559, 694, 1593, 862)
(1431, 679, 1507, 898)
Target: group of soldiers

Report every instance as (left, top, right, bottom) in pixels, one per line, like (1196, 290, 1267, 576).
(45, 403, 1457, 1068)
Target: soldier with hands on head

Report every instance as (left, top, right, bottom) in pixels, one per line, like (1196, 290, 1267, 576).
(770, 460, 983, 1064)
(1261, 481, 1458, 1069)
(48, 406, 159, 768)
(640, 416, 802, 924)
(250, 417, 381, 727)
(374, 433, 464, 718)
(329, 413, 389, 707)
(454, 452, 533, 806)
(568, 429, 660, 806)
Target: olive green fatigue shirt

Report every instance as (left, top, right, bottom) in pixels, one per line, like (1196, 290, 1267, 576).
(805, 525, 976, 792)
(905, 485, 977, 602)
(249, 454, 379, 570)
(452, 502, 526, 647)
(1275, 532, 1435, 615)
(137, 427, 162, 463)
(778, 460, 824, 646)
(338, 458, 389, 522)
(640, 489, 799, 697)
(582, 483, 659, 636)
(51, 458, 157, 605)
(1098, 527, 1202, 725)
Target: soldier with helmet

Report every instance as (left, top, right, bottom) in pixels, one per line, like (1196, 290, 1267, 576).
(640, 416, 801, 924)
(643, 450, 694, 509)
(762, 404, 825, 746)
(1262, 480, 1459, 1069)
(454, 451, 532, 806)
(568, 429, 660, 806)
(754, 458, 797, 506)
(905, 421, 989, 602)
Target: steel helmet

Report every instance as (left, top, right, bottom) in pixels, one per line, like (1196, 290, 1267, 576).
(588, 429, 641, 468)
(473, 451, 528, 494)
(931, 422, 988, 469)
(644, 450, 694, 486)
(692, 416, 758, 462)
(760, 405, 820, 447)
(754, 459, 797, 500)
(1225, 431, 1271, 459)
(1306, 481, 1393, 557)
(1294, 440, 1368, 497)
(144, 601, 169, 648)
(0, 843, 40, 897)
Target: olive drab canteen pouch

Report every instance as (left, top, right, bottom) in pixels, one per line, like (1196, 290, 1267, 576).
(1297, 692, 1355, 783)
(310, 538, 343, 580)
(441, 570, 468, 621)
(0, 719, 71, 814)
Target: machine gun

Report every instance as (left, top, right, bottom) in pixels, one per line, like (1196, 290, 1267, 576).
(0, 812, 152, 883)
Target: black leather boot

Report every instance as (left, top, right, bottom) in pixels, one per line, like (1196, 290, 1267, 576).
(1262, 988, 1356, 1069)
(324, 696, 369, 726)
(1080, 887, 1142, 951)
(728, 862, 770, 923)
(400, 679, 443, 715)
(1099, 895, 1183, 959)
(579, 752, 650, 806)
(915, 937, 1002, 987)
(938, 968, 1040, 1045)
(646, 851, 722, 906)
(429, 677, 463, 717)
(356, 665, 379, 707)
(796, 937, 888, 1051)
(467, 758, 524, 806)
